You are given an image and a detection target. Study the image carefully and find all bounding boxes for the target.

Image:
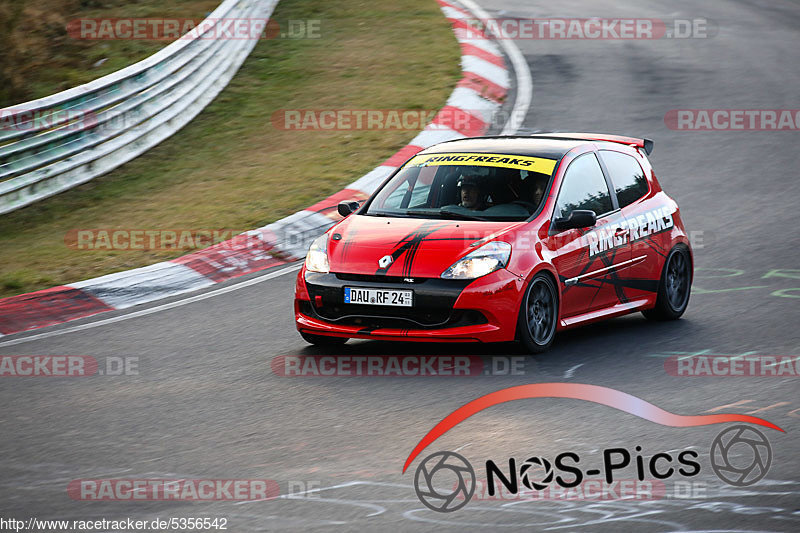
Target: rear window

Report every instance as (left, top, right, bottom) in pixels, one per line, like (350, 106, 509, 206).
(600, 150, 650, 208)
(366, 152, 558, 221)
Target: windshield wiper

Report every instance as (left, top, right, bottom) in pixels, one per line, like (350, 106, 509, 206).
(438, 208, 488, 221)
(367, 210, 443, 219)
(368, 208, 490, 220)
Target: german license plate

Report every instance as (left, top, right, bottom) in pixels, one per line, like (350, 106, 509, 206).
(344, 287, 413, 307)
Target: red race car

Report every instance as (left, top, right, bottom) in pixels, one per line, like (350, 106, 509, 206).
(295, 133, 692, 352)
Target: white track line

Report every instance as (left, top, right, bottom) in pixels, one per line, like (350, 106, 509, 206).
(0, 263, 302, 347)
(459, 0, 532, 135)
(563, 363, 584, 378)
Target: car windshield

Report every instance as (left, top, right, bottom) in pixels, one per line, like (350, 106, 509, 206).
(365, 152, 558, 221)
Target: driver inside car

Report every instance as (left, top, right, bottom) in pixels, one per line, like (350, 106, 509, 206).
(457, 174, 487, 210)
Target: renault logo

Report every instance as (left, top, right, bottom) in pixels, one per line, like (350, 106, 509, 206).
(379, 255, 393, 268)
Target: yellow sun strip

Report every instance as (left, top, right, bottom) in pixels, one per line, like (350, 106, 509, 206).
(405, 152, 558, 174)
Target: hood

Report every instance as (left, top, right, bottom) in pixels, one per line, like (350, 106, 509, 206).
(327, 215, 522, 278)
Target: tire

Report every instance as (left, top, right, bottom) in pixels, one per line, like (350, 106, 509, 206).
(300, 332, 349, 346)
(643, 245, 692, 321)
(517, 272, 559, 353)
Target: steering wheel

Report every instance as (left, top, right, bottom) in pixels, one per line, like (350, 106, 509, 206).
(511, 200, 538, 214)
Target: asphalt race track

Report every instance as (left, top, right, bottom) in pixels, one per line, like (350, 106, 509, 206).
(1, 0, 799, 531)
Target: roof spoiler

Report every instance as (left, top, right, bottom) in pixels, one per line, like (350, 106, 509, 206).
(529, 132, 655, 156)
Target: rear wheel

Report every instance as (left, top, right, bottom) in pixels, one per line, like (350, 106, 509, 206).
(517, 273, 559, 353)
(643, 245, 691, 321)
(300, 332, 348, 346)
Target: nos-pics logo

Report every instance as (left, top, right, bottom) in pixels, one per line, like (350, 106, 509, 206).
(413, 425, 772, 512)
(403, 384, 783, 513)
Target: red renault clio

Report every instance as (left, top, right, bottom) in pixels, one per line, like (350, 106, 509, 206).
(295, 133, 692, 352)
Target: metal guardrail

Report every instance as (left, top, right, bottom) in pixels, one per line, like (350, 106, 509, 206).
(0, 0, 278, 215)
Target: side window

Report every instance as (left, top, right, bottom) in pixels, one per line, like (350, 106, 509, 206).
(407, 165, 437, 207)
(555, 153, 613, 219)
(375, 166, 436, 209)
(383, 183, 410, 207)
(600, 150, 649, 208)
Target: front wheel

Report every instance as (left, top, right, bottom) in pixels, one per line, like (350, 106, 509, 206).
(300, 332, 349, 346)
(517, 273, 559, 353)
(643, 245, 692, 321)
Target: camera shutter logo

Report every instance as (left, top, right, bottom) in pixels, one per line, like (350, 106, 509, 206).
(520, 456, 554, 490)
(413, 451, 475, 512)
(710, 425, 772, 486)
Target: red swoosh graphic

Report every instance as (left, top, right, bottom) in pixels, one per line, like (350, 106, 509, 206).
(402, 383, 784, 473)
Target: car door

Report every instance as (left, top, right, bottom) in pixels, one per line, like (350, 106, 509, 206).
(598, 148, 671, 301)
(546, 152, 632, 318)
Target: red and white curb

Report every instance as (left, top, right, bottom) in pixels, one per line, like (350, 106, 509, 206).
(0, 0, 517, 337)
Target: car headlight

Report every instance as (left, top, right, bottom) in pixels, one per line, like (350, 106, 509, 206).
(441, 241, 511, 280)
(305, 233, 330, 273)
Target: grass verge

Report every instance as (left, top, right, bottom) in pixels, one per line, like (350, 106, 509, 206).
(0, 0, 221, 108)
(0, 0, 461, 297)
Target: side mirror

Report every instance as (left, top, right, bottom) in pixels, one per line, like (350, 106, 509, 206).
(337, 201, 360, 217)
(553, 209, 597, 231)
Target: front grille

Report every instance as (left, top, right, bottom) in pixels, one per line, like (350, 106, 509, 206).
(335, 273, 427, 284)
(310, 303, 486, 330)
(317, 302, 450, 327)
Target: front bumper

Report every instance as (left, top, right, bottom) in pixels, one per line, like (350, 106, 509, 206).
(294, 267, 524, 343)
